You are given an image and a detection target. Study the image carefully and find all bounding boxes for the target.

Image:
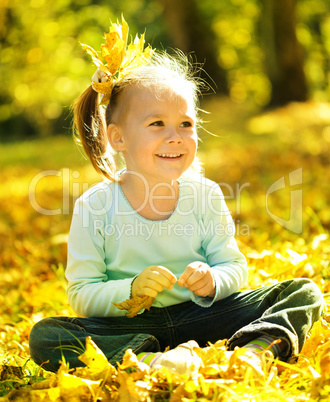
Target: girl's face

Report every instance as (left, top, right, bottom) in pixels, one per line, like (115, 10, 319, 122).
(110, 85, 198, 186)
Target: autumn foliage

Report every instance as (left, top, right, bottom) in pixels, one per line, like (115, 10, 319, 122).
(82, 16, 154, 105)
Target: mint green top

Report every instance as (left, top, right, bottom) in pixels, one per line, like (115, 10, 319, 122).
(66, 174, 248, 317)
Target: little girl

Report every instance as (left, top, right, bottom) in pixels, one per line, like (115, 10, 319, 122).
(29, 20, 323, 374)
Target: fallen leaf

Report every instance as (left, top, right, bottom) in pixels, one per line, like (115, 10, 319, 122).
(113, 295, 154, 317)
(118, 348, 150, 374)
(117, 370, 141, 402)
(0, 364, 23, 381)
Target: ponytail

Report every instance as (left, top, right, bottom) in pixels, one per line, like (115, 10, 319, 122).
(72, 85, 116, 181)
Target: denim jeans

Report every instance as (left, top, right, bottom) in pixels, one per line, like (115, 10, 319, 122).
(29, 278, 323, 372)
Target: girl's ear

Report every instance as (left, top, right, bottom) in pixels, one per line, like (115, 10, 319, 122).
(107, 123, 126, 151)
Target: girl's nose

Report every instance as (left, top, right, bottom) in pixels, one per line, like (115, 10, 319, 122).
(166, 128, 183, 143)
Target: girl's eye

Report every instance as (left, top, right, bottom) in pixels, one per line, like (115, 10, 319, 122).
(149, 121, 164, 127)
(180, 121, 193, 128)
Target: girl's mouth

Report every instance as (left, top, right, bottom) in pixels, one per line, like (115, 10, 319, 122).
(156, 153, 182, 158)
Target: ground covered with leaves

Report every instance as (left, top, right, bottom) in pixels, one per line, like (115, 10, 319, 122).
(0, 100, 329, 400)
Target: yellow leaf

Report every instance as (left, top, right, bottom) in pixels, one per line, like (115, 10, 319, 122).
(80, 43, 99, 59)
(113, 295, 154, 317)
(170, 382, 192, 401)
(100, 16, 129, 75)
(118, 348, 150, 374)
(301, 318, 330, 357)
(195, 339, 228, 366)
(184, 379, 199, 393)
(57, 370, 101, 402)
(81, 15, 154, 105)
(121, 16, 129, 47)
(47, 387, 61, 401)
(119, 35, 154, 77)
(91, 80, 113, 105)
(117, 370, 150, 402)
(101, 31, 126, 74)
(78, 336, 116, 380)
(317, 340, 330, 374)
(200, 363, 222, 376)
(110, 15, 128, 44)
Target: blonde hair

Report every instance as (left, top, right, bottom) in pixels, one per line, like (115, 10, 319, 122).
(72, 51, 204, 181)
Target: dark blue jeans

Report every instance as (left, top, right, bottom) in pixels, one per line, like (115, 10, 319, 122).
(29, 278, 323, 372)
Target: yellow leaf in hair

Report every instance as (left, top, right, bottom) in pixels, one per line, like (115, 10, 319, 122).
(101, 31, 126, 75)
(81, 43, 109, 73)
(110, 15, 128, 46)
(82, 16, 154, 105)
(113, 295, 154, 318)
(91, 80, 113, 105)
(81, 43, 99, 59)
(121, 16, 129, 47)
(119, 36, 154, 78)
(121, 35, 144, 67)
(101, 16, 129, 75)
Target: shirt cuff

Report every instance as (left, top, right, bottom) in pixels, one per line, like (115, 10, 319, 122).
(189, 272, 219, 307)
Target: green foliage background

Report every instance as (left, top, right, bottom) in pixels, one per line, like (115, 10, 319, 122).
(0, 0, 329, 140)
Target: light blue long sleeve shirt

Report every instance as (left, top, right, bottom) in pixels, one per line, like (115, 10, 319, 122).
(66, 174, 248, 317)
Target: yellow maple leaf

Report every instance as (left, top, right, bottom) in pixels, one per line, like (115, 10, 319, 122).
(119, 35, 154, 78)
(117, 370, 147, 402)
(319, 341, 330, 375)
(78, 336, 116, 380)
(118, 348, 150, 373)
(80, 43, 108, 73)
(100, 16, 128, 75)
(81, 15, 154, 105)
(57, 370, 101, 401)
(110, 15, 129, 44)
(301, 318, 330, 357)
(91, 80, 113, 105)
(81, 43, 99, 59)
(101, 31, 126, 75)
(113, 295, 154, 317)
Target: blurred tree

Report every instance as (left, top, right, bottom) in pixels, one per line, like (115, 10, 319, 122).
(159, 0, 228, 94)
(0, 0, 328, 140)
(260, 0, 308, 106)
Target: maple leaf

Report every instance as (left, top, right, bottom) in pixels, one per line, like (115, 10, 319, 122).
(117, 370, 147, 402)
(301, 318, 330, 358)
(80, 43, 99, 59)
(118, 348, 150, 374)
(91, 80, 113, 105)
(119, 34, 153, 77)
(78, 336, 116, 380)
(80, 43, 108, 72)
(113, 295, 154, 317)
(81, 16, 153, 104)
(57, 370, 101, 400)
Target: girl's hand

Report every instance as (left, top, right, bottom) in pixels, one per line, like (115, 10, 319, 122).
(131, 265, 177, 298)
(178, 261, 215, 298)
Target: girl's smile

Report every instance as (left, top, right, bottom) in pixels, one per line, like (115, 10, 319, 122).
(156, 154, 182, 158)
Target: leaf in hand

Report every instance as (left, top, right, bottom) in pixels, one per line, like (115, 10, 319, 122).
(113, 296, 154, 318)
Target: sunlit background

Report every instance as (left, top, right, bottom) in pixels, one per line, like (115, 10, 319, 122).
(0, 0, 329, 139)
